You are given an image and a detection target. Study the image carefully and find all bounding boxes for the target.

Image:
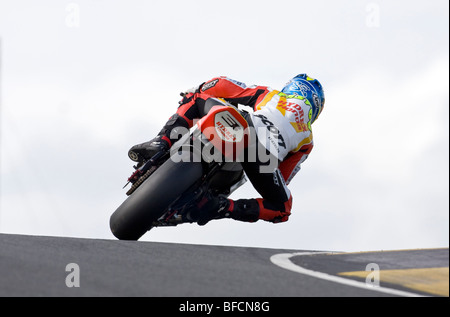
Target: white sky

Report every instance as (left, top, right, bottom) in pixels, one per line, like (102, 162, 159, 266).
(0, 0, 448, 252)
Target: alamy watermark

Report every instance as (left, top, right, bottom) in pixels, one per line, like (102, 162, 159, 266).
(366, 3, 381, 28)
(167, 125, 282, 174)
(65, 263, 80, 288)
(65, 3, 80, 28)
(365, 263, 380, 287)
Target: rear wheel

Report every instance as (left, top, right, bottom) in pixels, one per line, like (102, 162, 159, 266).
(110, 158, 203, 240)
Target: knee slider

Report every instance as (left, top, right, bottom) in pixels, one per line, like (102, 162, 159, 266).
(159, 114, 190, 142)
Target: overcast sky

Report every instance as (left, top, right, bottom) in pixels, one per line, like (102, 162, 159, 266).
(0, 0, 448, 252)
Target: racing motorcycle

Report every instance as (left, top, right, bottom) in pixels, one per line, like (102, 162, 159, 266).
(110, 99, 250, 241)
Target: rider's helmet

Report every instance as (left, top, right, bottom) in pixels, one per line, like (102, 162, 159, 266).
(281, 74, 325, 123)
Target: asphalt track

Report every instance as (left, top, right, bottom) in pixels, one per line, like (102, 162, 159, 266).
(0, 233, 448, 297)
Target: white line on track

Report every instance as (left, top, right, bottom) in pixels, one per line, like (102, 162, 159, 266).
(270, 252, 426, 297)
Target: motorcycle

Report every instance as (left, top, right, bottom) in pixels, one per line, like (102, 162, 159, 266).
(110, 99, 251, 241)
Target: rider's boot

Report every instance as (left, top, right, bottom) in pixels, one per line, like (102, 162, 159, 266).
(196, 197, 260, 226)
(128, 113, 189, 163)
(196, 195, 232, 225)
(198, 196, 292, 225)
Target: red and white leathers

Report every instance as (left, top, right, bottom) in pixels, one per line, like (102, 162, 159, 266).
(162, 76, 314, 224)
(185, 76, 314, 185)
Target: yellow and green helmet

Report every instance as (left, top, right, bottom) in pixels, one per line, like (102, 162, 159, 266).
(281, 74, 325, 123)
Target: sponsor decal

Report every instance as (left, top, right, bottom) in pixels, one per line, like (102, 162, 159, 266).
(253, 114, 287, 151)
(227, 78, 247, 88)
(312, 92, 321, 108)
(276, 98, 311, 132)
(291, 81, 311, 96)
(215, 112, 244, 142)
(201, 79, 219, 92)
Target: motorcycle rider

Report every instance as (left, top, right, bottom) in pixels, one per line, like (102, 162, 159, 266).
(128, 74, 325, 225)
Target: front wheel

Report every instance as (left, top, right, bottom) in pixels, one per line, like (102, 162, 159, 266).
(110, 158, 203, 241)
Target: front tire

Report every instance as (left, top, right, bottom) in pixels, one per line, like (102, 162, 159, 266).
(110, 158, 203, 240)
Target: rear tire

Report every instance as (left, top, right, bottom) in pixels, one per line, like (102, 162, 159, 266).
(110, 159, 203, 240)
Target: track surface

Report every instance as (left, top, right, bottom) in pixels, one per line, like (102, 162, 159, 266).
(0, 233, 447, 297)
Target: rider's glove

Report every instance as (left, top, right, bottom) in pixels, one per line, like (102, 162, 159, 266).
(179, 82, 205, 98)
(182, 86, 200, 95)
(128, 136, 169, 163)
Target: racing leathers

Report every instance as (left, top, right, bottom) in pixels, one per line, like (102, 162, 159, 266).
(129, 76, 314, 224)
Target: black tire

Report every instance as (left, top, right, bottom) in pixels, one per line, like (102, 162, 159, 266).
(110, 159, 203, 241)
